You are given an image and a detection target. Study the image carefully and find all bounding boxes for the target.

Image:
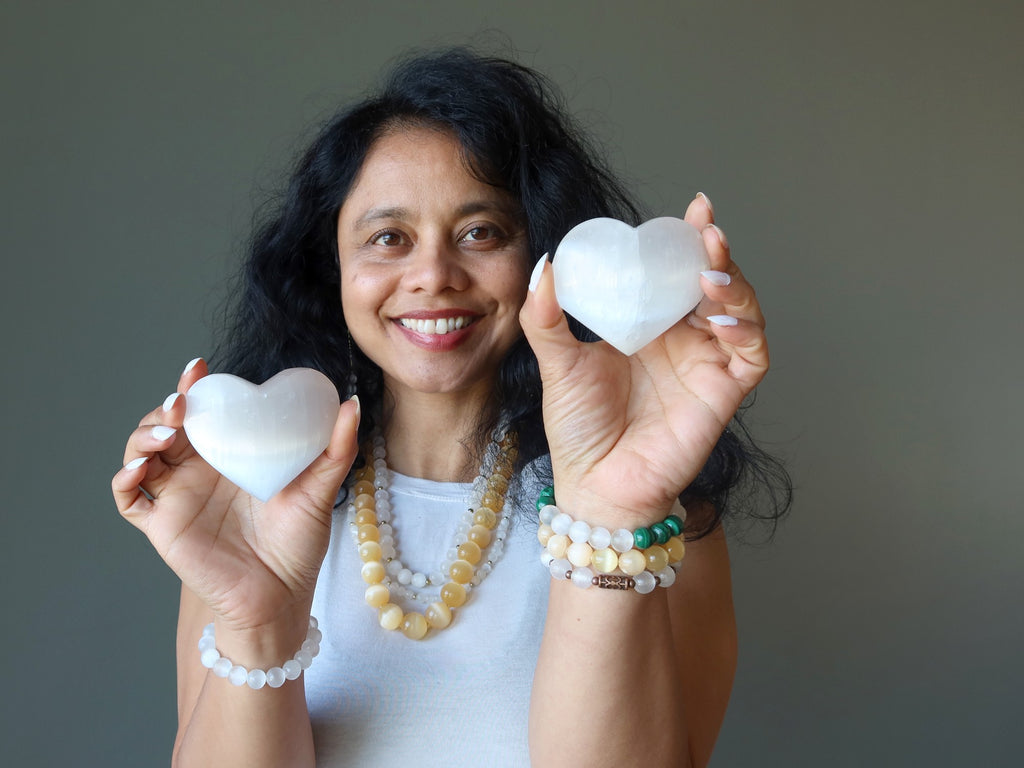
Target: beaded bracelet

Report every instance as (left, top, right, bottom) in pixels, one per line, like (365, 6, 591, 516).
(198, 616, 322, 689)
(534, 490, 685, 593)
(536, 486, 685, 549)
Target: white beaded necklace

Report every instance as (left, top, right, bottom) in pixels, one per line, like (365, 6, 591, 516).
(345, 426, 518, 640)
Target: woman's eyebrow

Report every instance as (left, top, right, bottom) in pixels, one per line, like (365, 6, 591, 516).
(352, 206, 411, 229)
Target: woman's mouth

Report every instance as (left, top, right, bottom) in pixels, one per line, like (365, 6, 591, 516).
(397, 315, 477, 335)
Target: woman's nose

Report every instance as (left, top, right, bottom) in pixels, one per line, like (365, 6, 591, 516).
(401, 239, 470, 294)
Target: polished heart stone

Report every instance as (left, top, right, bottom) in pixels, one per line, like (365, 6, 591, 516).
(552, 217, 710, 356)
(183, 368, 339, 502)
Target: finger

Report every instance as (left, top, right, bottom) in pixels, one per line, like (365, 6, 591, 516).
(278, 396, 362, 517)
(179, 356, 208, 393)
(683, 192, 715, 229)
(519, 255, 585, 379)
(700, 224, 765, 329)
(686, 314, 769, 389)
(112, 456, 156, 518)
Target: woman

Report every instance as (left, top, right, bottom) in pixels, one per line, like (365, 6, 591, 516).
(112, 49, 786, 767)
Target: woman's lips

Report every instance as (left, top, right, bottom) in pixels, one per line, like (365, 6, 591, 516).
(392, 310, 480, 350)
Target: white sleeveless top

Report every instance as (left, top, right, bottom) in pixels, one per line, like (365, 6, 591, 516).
(306, 463, 549, 767)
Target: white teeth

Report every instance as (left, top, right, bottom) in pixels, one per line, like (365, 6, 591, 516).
(399, 316, 473, 335)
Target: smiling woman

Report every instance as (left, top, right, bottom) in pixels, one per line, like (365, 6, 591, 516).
(111, 47, 790, 768)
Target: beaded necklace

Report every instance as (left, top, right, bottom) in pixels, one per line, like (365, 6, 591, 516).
(346, 427, 518, 640)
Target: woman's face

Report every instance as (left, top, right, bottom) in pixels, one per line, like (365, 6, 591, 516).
(336, 126, 530, 401)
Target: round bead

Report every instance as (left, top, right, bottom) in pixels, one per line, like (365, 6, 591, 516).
(545, 534, 570, 559)
(266, 667, 286, 688)
(198, 635, 217, 653)
(538, 504, 558, 525)
(282, 659, 302, 680)
(358, 541, 382, 563)
(354, 493, 376, 510)
(457, 540, 482, 565)
(649, 522, 671, 545)
(549, 558, 572, 580)
(665, 536, 685, 562)
(611, 528, 635, 553)
(397, 568, 413, 586)
(591, 547, 619, 574)
(352, 480, 375, 497)
(481, 490, 502, 510)
(656, 567, 677, 589)
(645, 545, 670, 573)
(449, 559, 474, 584)
(354, 509, 377, 525)
(566, 541, 594, 567)
(247, 669, 267, 689)
(633, 570, 657, 594)
(364, 584, 391, 607)
(308, 627, 322, 644)
(568, 519, 591, 543)
(536, 523, 554, 546)
(401, 612, 429, 640)
(441, 582, 467, 608)
(228, 666, 248, 686)
(664, 514, 684, 537)
(571, 566, 595, 589)
(411, 572, 428, 589)
(550, 513, 572, 536)
(467, 524, 492, 548)
(200, 648, 220, 668)
(212, 657, 232, 678)
(540, 550, 555, 567)
(588, 526, 611, 550)
(294, 650, 314, 669)
(360, 561, 386, 584)
(618, 549, 646, 576)
(425, 601, 452, 629)
(633, 527, 653, 550)
(356, 524, 380, 543)
(308, 616, 319, 629)
(487, 474, 509, 494)
(473, 507, 497, 529)
(378, 603, 404, 631)
(301, 639, 320, 657)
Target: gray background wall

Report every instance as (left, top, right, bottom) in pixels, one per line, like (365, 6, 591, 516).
(2, 1, 1021, 765)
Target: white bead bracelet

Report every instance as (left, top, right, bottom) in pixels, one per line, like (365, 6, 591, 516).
(198, 616, 322, 689)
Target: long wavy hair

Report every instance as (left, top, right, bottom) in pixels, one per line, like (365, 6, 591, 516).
(213, 48, 790, 537)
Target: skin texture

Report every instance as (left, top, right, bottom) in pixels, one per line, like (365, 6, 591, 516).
(113, 124, 766, 766)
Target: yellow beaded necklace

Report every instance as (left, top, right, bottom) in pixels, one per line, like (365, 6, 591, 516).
(347, 428, 518, 640)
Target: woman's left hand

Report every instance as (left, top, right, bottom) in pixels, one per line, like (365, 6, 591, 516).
(519, 193, 767, 526)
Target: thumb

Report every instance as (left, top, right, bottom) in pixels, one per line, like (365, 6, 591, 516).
(519, 255, 582, 378)
(279, 396, 361, 513)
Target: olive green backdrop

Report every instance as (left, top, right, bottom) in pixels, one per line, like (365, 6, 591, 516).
(3, 1, 1021, 765)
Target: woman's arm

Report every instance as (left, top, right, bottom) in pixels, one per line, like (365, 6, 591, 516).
(520, 193, 762, 766)
(112, 359, 360, 767)
(173, 589, 316, 767)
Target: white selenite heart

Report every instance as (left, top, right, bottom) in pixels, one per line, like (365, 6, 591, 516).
(552, 217, 710, 356)
(183, 368, 340, 502)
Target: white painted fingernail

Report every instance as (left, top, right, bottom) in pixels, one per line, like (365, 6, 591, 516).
(151, 425, 176, 441)
(124, 456, 149, 471)
(703, 223, 728, 248)
(701, 270, 732, 287)
(162, 392, 182, 412)
(184, 357, 202, 374)
(350, 394, 361, 420)
(528, 254, 549, 293)
(697, 191, 714, 214)
(708, 315, 738, 327)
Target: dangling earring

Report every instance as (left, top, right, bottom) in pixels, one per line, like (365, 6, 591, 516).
(345, 331, 358, 400)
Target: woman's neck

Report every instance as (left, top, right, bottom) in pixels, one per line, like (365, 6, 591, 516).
(378, 384, 495, 483)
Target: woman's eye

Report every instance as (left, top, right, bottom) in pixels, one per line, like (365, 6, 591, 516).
(370, 229, 404, 246)
(461, 225, 499, 243)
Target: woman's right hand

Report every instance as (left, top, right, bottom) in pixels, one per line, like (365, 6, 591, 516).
(111, 358, 361, 634)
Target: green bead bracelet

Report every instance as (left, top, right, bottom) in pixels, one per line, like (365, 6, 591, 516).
(537, 486, 686, 549)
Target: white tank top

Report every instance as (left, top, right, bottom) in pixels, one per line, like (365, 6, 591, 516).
(306, 463, 549, 766)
